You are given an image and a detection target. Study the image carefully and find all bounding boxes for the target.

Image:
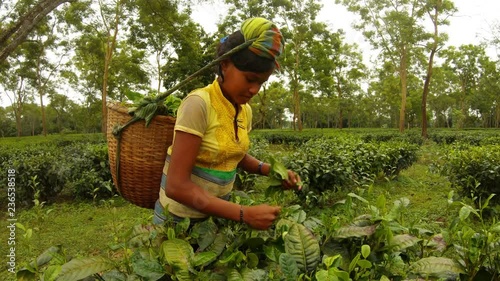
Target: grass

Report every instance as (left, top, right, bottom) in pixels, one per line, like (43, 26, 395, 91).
(0, 139, 472, 280)
(0, 133, 105, 148)
(0, 196, 151, 280)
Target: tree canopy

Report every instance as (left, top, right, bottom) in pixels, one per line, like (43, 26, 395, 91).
(1, 0, 499, 137)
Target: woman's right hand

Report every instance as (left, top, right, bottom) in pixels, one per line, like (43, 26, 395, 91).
(243, 204, 281, 230)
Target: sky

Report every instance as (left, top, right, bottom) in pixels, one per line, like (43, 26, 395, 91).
(1, 0, 499, 107)
(192, 0, 500, 60)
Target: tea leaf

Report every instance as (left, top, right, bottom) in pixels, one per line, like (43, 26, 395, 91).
(390, 234, 421, 251)
(263, 244, 282, 262)
(281, 219, 321, 272)
(361, 245, 371, 259)
(227, 269, 243, 281)
(57, 257, 115, 281)
(316, 267, 350, 281)
(30, 245, 62, 268)
(161, 239, 193, 269)
(279, 253, 299, 280)
(190, 218, 218, 251)
(132, 258, 165, 280)
(270, 157, 289, 180)
(357, 259, 372, 269)
(410, 257, 464, 279)
(347, 193, 369, 204)
(192, 252, 218, 267)
(241, 268, 267, 280)
(334, 225, 377, 239)
(246, 252, 259, 269)
(490, 222, 500, 233)
(43, 265, 62, 281)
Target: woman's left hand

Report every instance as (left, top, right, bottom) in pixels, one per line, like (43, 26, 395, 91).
(282, 170, 302, 191)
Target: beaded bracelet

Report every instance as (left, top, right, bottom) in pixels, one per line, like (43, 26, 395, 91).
(258, 161, 264, 175)
(239, 205, 244, 223)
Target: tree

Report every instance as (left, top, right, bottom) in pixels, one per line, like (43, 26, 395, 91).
(47, 93, 77, 133)
(279, 0, 323, 131)
(337, 0, 427, 132)
(68, 0, 148, 133)
(0, 106, 16, 137)
(1, 42, 38, 136)
(441, 44, 488, 128)
(130, 0, 205, 96)
(420, 0, 454, 138)
(309, 28, 366, 128)
(471, 55, 500, 127)
(21, 102, 42, 136)
(369, 61, 402, 128)
(427, 67, 455, 127)
(0, 0, 75, 62)
(250, 82, 289, 129)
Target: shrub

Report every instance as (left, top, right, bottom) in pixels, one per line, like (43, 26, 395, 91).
(0, 145, 69, 207)
(283, 138, 419, 196)
(440, 144, 500, 206)
(0, 138, 114, 207)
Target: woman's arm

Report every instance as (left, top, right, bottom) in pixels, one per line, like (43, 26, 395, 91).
(165, 131, 280, 229)
(238, 153, 270, 176)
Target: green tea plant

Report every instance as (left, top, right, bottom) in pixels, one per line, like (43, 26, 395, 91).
(439, 143, 500, 207)
(0, 141, 114, 207)
(444, 192, 500, 281)
(318, 193, 465, 280)
(282, 138, 418, 205)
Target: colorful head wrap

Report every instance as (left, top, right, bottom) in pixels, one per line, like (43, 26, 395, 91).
(240, 17, 284, 64)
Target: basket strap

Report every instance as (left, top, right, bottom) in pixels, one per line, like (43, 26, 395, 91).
(112, 39, 258, 139)
(110, 39, 257, 195)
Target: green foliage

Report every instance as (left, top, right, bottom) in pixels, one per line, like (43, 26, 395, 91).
(278, 219, 321, 272)
(283, 138, 418, 199)
(428, 130, 500, 145)
(5, 131, 500, 281)
(445, 194, 500, 280)
(0, 135, 114, 206)
(439, 143, 500, 206)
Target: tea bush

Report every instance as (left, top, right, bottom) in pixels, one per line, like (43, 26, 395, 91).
(62, 143, 113, 200)
(0, 136, 114, 206)
(22, 192, 499, 281)
(283, 138, 419, 195)
(428, 130, 500, 145)
(440, 143, 500, 206)
(1, 145, 68, 207)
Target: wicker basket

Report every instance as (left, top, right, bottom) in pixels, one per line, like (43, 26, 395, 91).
(106, 103, 176, 209)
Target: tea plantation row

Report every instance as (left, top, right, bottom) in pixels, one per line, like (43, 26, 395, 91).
(1, 130, 499, 208)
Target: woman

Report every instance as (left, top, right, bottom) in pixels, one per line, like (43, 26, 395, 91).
(154, 17, 301, 230)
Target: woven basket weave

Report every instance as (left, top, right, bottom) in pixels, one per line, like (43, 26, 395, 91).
(106, 103, 175, 209)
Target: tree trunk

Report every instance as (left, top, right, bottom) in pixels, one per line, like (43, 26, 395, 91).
(36, 51, 47, 136)
(0, 0, 75, 62)
(399, 45, 408, 133)
(421, 51, 436, 138)
(39, 90, 47, 136)
(156, 51, 162, 94)
(422, 1, 441, 139)
(291, 46, 302, 131)
(496, 102, 500, 128)
(337, 85, 343, 129)
(101, 1, 122, 134)
(14, 78, 25, 137)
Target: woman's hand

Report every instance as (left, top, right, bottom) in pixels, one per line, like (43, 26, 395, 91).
(282, 170, 302, 191)
(243, 204, 281, 230)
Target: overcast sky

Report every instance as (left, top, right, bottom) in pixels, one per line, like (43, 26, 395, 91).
(192, 0, 499, 59)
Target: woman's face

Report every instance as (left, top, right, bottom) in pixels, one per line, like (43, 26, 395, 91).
(219, 60, 274, 105)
